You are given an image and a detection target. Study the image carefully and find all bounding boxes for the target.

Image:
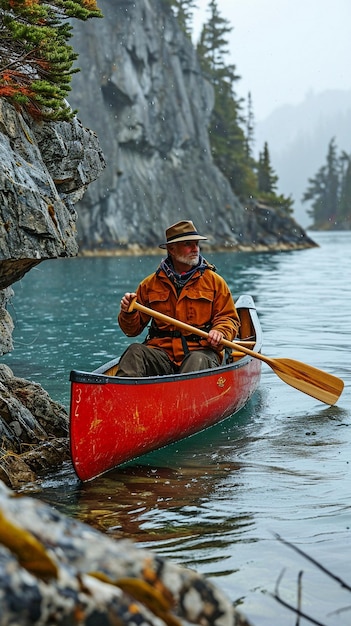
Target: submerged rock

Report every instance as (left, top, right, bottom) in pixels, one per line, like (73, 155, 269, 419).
(0, 481, 253, 625)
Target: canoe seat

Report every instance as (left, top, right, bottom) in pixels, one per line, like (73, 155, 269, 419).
(104, 364, 119, 376)
(238, 308, 254, 341)
(226, 304, 256, 364)
(225, 340, 256, 363)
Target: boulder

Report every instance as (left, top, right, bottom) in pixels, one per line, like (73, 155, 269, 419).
(0, 480, 253, 626)
(0, 365, 70, 489)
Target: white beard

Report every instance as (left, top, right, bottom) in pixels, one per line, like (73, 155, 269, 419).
(173, 251, 200, 267)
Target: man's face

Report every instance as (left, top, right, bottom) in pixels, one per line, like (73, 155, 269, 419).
(168, 240, 200, 268)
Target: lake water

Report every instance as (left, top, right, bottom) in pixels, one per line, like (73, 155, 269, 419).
(3, 231, 351, 626)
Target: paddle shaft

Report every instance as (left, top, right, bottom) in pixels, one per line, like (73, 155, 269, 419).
(130, 299, 260, 357)
(128, 299, 344, 405)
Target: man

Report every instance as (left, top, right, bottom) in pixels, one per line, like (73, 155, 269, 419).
(117, 220, 240, 376)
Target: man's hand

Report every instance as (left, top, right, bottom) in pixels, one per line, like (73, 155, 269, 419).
(207, 329, 223, 348)
(120, 292, 137, 313)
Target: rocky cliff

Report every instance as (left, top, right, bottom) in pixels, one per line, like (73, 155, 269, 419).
(0, 99, 105, 483)
(0, 100, 105, 293)
(0, 99, 105, 353)
(69, 0, 314, 252)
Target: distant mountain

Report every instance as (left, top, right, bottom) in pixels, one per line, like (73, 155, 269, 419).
(255, 90, 351, 227)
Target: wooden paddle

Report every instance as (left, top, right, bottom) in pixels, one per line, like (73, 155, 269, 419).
(128, 298, 344, 406)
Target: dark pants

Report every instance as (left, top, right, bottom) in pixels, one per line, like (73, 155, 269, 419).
(116, 343, 220, 377)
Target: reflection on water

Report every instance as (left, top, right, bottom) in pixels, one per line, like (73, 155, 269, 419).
(26, 399, 258, 546)
(5, 231, 351, 626)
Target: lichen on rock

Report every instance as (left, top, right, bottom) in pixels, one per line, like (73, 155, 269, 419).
(0, 481, 254, 626)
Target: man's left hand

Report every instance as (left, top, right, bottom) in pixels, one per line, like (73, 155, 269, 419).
(207, 329, 223, 347)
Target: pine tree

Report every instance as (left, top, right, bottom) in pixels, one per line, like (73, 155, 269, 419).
(196, 1, 293, 211)
(338, 152, 351, 225)
(325, 137, 339, 220)
(302, 138, 340, 227)
(245, 91, 255, 160)
(0, 0, 102, 121)
(197, 0, 233, 73)
(174, 0, 197, 37)
(257, 142, 277, 193)
(159, 0, 196, 36)
(196, 0, 257, 198)
(302, 164, 328, 225)
(256, 142, 293, 214)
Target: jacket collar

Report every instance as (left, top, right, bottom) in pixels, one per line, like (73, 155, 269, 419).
(156, 255, 216, 290)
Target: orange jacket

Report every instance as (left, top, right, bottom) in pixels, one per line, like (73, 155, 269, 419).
(118, 261, 240, 366)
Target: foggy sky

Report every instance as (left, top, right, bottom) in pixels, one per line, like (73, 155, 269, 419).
(192, 0, 350, 121)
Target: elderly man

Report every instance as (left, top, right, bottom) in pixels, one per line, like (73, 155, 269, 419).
(117, 220, 240, 376)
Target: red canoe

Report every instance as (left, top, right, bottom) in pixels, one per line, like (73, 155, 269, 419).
(69, 294, 262, 481)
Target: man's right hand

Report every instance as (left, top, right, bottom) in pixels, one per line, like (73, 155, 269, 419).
(120, 292, 137, 313)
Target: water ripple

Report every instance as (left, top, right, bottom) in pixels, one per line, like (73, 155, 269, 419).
(6, 231, 351, 626)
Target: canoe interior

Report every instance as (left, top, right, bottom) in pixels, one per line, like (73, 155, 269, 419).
(69, 294, 262, 481)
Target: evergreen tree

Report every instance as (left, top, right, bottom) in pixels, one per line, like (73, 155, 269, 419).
(160, 0, 196, 36)
(255, 141, 293, 214)
(257, 142, 278, 193)
(245, 91, 255, 160)
(196, 0, 256, 198)
(325, 137, 339, 219)
(174, 0, 197, 37)
(0, 0, 102, 121)
(302, 164, 328, 225)
(197, 0, 232, 73)
(338, 152, 351, 224)
(302, 138, 340, 227)
(196, 1, 293, 210)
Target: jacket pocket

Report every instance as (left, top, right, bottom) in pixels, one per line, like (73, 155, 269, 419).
(183, 289, 213, 327)
(148, 290, 172, 316)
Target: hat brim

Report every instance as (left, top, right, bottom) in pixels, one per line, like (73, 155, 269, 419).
(159, 234, 207, 249)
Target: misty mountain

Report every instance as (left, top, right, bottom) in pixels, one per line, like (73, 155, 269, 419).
(255, 89, 351, 226)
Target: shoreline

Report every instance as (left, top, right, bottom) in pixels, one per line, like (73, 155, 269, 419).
(78, 240, 318, 258)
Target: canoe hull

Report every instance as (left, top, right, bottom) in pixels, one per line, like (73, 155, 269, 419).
(70, 295, 262, 481)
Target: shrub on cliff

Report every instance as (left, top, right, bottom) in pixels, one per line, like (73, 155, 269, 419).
(0, 0, 102, 120)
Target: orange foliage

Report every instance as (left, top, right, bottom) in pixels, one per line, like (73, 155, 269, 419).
(0, 84, 33, 97)
(82, 0, 100, 10)
(0, 69, 35, 103)
(1, 69, 31, 85)
(9, 0, 39, 7)
(35, 58, 50, 72)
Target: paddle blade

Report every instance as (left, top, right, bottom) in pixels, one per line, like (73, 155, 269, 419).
(272, 358, 344, 405)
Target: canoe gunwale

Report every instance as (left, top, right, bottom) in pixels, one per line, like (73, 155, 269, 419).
(70, 351, 254, 386)
(70, 294, 262, 387)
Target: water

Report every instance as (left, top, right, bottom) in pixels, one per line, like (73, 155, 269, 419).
(3, 231, 351, 626)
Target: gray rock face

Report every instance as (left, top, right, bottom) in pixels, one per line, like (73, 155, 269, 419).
(0, 83, 106, 480)
(0, 99, 105, 353)
(0, 364, 70, 487)
(0, 288, 13, 355)
(0, 99, 105, 290)
(70, 0, 307, 251)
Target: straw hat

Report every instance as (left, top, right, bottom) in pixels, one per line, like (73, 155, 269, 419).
(159, 220, 207, 249)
